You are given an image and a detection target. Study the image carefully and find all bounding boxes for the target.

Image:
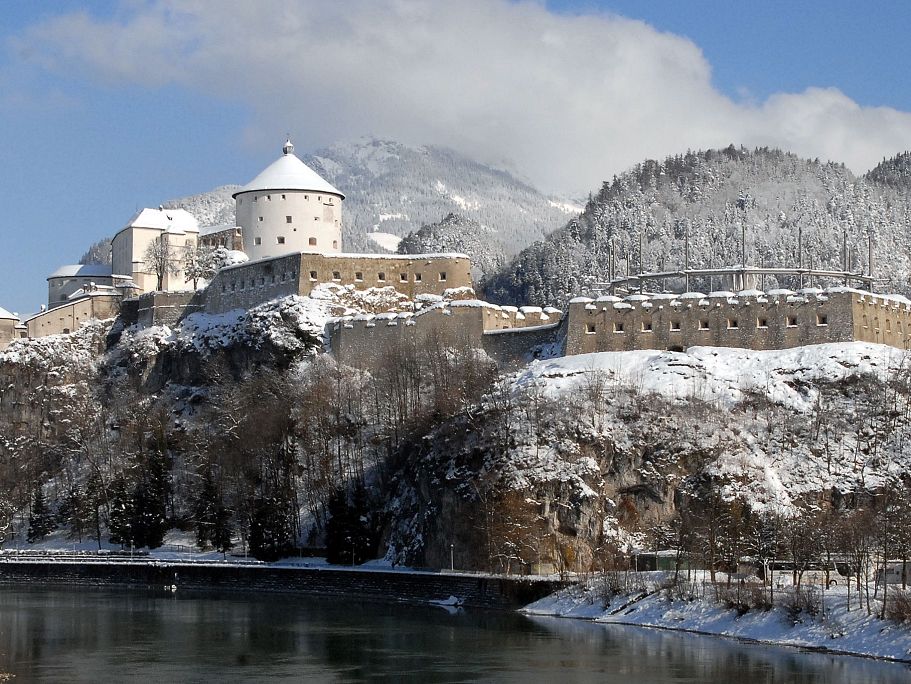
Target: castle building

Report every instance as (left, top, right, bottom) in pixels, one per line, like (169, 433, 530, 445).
(46, 264, 133, 309)
(0, 307, 23, 350)
(234, 139, 343, 262)
(110, 207, 200, 294)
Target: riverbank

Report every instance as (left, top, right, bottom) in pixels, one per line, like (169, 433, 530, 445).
(0, 556, 565, 610)
(523, 573, 911, 663)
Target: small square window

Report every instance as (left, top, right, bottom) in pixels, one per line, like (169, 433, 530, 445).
(400, 273, 408, 282)
(670, 320, 681, 331)
(641, 321, 652, 332)
(309, 271, 317, 281)
(308, 237, 317, 246)
(586, 323, 596, 334)
(439, 272, 447, 282)
(332, 271, 341, 281)
(314, 216, 319, 221)
(817, 314, 828, 326)
(699, 319, 710, 330)
(253, 196, 257, 203)
(266, 195, 271, 201)
(258, 216, 263, 222)
(281, 194, 286, 200)
(277, 236, 286, 244)
(727, 319, 738, 329)
(286, 216, 292, 223)
(757, 318, 768, 329)
(787, 316, 798, 327)
(614, 322, 625, 333)
(332, 240, 338, 249)
(378, 272, 386, 282)
(253, 237, 262, 246)
(415, 273, 422, 282)
(304, 195, 309, 200)
(355, 272, 363, 282)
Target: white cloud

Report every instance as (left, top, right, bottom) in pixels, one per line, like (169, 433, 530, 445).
(12, 0, 911, 194)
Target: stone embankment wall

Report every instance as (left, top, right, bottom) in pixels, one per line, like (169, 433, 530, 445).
(0, 561, 565, 610)
(566, 288, 911, 355)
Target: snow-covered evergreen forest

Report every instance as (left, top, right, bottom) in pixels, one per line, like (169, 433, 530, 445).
(484, 147, 911, 306)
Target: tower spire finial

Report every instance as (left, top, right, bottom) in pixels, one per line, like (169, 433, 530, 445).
(283, 135, 294, 155)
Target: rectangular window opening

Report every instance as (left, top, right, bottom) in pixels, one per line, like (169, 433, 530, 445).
(400, 273, 408, 282)
(699, 319, 709, 330)
(613, 322, 624, 333)
(378, 272, 386, 282)
(355, 272, 363, 282)
(817, 314, 828, 326)
(641, 321, 652, 332)
(727, 319, 739, 329)
(787, 316, 798, 327)
(277, 236, 286, 244)
(670, 320, 681, 331)
(332, 271, 341, 281)
(309, 271, 318, 281)
(586, 323, 596, 334)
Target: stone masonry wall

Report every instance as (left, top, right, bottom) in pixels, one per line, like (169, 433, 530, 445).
(566, 289, 911, 355)
(135, 291, 206, 328)
(205, 252, 472, 315)
(26, 295, 122, 338)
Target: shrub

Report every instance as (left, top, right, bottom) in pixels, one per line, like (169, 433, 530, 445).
(780, 586, 821, 625)
(885, 590, 911, 624)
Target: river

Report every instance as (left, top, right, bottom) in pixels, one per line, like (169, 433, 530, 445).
(0, 587, 908, 682)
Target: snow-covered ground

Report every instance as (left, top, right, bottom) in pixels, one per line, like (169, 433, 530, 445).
(525, 573, 911, 663)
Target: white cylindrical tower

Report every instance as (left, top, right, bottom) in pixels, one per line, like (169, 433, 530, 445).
(234, 139, 344, 261)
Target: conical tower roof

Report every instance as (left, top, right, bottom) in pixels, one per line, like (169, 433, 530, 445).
(233, 139, 344, 199)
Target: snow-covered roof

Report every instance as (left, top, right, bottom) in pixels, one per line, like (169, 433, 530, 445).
(0, 306, 18, 321)
(234, 142, 344, 199)
(47, 264, 113, 280)
(124, 208, 199, 234)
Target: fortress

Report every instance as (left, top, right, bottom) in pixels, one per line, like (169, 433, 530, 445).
(2, 140, 910, 364)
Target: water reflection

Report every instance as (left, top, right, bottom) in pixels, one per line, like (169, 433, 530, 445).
(0, 587, 907, 683)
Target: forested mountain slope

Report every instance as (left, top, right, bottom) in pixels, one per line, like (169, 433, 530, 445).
(483, 146, 911, 307)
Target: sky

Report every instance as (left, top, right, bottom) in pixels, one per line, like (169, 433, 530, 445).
(2, 0, 911, 315)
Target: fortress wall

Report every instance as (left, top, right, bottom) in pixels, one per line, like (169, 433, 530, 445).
(297, 253, 472, 299)
(481, 318, 567, 364)
(25, 296, 121, 338)
(851, 292, 911, 348)
(205, 253, 303, 314)
(135, 291, 206, 328)
(329, 301, 566, 368)
(206, 252, 472, 315)
(565, 290, 910, 356)
(199, 226, 243, 251)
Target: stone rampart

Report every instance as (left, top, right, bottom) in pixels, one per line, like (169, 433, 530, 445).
(135, 291, 206, 328)
(329, 300, 564, 367)
(0, 561, 565, 611)
(566, 288, 911, 355)
(206, 252, 472, 314)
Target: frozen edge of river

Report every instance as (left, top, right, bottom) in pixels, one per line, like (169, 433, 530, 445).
(523, 575, 911, 665)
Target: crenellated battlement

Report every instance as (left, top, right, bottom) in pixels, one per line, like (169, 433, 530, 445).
(566, 287, 911, 355)
(327, 298, 564, 366)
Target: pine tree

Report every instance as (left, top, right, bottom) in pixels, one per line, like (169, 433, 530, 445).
(194, 468, 219, 549)
(132, 450, 170, 549)
(325, 483, 376, 565)
(108, 476, 135, 547)
(212, 505, 234, 557)
(249, 495, 293, 562)
(27, 488, 55, 543)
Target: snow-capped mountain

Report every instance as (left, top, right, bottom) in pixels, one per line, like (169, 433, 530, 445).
(162, 138, 579, 261)
(483, 146, 911, 307)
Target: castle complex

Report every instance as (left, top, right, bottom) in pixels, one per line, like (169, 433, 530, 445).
(2, 140, 910, 363)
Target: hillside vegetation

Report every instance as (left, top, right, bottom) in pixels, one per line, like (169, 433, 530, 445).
(484, 147, 911, 306)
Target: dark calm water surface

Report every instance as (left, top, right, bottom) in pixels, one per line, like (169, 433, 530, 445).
(0, 587, 908, 683)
